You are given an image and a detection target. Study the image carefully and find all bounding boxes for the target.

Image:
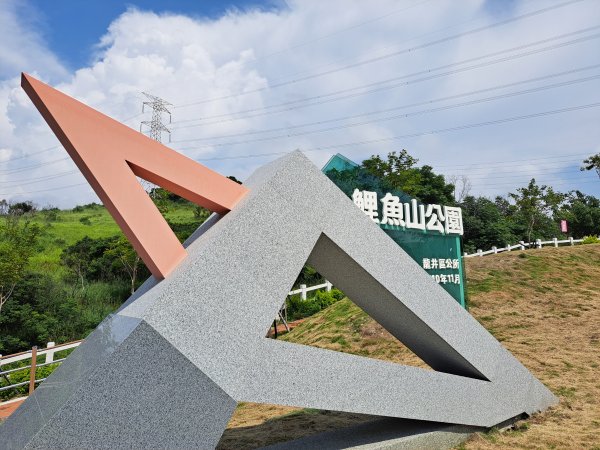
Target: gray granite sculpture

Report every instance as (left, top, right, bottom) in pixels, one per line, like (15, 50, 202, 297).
(0, 151, 557, 449)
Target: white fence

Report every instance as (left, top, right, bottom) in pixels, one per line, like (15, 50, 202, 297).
(0, 340, 83, 395)
(288, 281, 333, 300)
(464, 237, 586, 258)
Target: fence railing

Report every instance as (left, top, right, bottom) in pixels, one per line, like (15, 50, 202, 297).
(463, 237, 587, 258)
(0, 340, 82, 395)
(288, 281, 333, 299)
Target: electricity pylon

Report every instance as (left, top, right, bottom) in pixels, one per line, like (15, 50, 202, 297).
(140, 93, 172, 196)
(140, 92, 172, 143)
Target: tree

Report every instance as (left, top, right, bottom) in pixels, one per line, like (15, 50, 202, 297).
(105, 237, 143, 294)
(459, 196, 518, 253)
(508, 179, 565, 242)
(361, 150, 455, 204)
(448, 175, 472, 202)
(0, 214, 40, 314)
(581, 153, 600, 178)
(560, 191, 600, 237)
(60, 236, 120, 289)
(8, 201, 36, 215)
(362, 150, 420, 192)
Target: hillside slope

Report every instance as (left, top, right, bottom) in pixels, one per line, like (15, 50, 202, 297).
(220, 244, 600, 449)
(27, 203, 199, 276)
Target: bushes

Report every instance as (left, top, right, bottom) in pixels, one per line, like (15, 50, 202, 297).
(582, 235, 600, 245)
(286, 288, 344, 321)
(0, 273, 130, 354)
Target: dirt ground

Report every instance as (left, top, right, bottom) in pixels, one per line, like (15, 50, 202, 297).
(217, 245, 600, 449)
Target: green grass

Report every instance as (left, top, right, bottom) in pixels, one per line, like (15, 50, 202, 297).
(28, 202, 198, 276)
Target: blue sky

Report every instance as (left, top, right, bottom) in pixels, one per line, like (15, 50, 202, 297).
(0, 0, 599, 206)
(27, 0, 282, 70)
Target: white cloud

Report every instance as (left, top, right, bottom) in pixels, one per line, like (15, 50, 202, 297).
(0, 0, 599, 207)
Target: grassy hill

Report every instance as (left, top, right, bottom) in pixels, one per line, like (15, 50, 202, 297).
(218, 244, 600, 449)
(28, 203, 199, 277)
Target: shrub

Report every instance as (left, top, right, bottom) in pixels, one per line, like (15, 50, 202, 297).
(582, 235, 600, 244)
(286, 288, 344, 321)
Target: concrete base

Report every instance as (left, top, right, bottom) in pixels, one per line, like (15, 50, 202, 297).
(261, 418, 482, 450)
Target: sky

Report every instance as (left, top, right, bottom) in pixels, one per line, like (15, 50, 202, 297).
(0, 0, 599, 207)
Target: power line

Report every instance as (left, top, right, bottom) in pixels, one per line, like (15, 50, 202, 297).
(0, 111, 145, 166)
(260, 0, 585, 85)
(179, 102, 600, 160)
(0, 182, 89, 197)
(254, 0, 435, 62)
(170, 73, 600, 147)
(0, 157, 71, 174)
(440, 162, 590, 176)
(171, 65, 600, 140)
(472, 178, 598, 188)
(0, 145, 61, 163)
(0, 169, 79, 186)
(433, 152, 593, 168)
(449, 168, 597, 181)
(2, 153, 591, 188)
(173, 0, 587, 109)
(171, 27, 600, 128)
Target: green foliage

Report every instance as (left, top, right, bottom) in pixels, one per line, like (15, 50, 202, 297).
(361, 150, 455, 204)
(559, 191, 600, 238)
(0, 272, 129, 354)
(508, 179, 565, 243)
(286, 288, 344, 321)
(8, 201, 36, 215)
(582, 235, 600, 245)
(460, 196, 518, 253)
(581, 153, 600, 177)
(193, 206, 210, 222)
(104, 237, 146, 294)
(40, 206, 60, 222)
(0, 215, 41, 314)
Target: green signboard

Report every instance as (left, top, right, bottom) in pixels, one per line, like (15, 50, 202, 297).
(322, 153, 466, 308)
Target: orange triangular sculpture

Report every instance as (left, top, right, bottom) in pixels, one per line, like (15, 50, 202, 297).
(22, 73, 248, 279)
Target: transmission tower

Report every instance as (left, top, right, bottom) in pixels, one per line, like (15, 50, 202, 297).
(139, 93, 172, 196)
(140, 92, 172, 143)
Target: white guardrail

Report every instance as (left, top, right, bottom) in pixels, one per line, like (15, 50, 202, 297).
(0, 340, 83, 395)
(463, 237, 587, 258)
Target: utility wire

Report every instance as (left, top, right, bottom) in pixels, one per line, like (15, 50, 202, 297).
(439, 162, 592, 175)
(171, 64, 600, 141)
(434, 152, 593, 168)
(261, 0, 585, 84)
(173, 0, 587, 109)
(0, 169, 79, 186)
(0, 157, 72, 174)
(472, 178, 598, 188)
(449, 169, 597, 181)
(0, 182, 89, 197)
(171, 26, 600, 127)
(4, 156, 591, 187)
(254, 0, 435, 62)
(179, 102, 600, 160)
(0, 112, 145, 166)
(171, 73, 600, 147)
